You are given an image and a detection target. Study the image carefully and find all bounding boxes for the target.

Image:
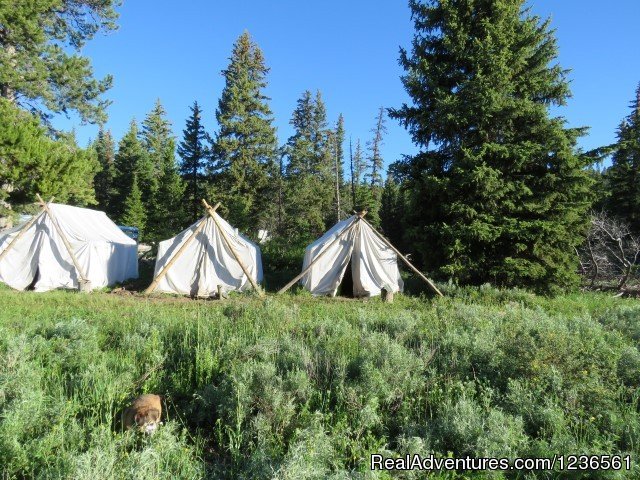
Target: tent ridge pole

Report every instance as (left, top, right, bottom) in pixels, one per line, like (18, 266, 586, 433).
(359, 215, 443, 297)
(277, 215, 361, 294)
(201, 199, 264, 298)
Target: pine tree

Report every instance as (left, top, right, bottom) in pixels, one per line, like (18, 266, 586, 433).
(140, 100, 186, 241)
(351, 139, 373, 213)
(606, 83, 640, 233)
(211, 32, 278, 233)
(0, 0, 118, 124)
(0, 99, 99, 209)
(112, 120, 150, 222)
(284, 90, 334, 240)
(364, 107, 387, 226)
(380, 172, 405, 249)
(93, 128, 116, 214)
(178, 101, 210, 223)
(120, 174, 146, 239)
(389, 0, 594, 292)
(333, 114, 346, 220)
(153, 146, 187, 240)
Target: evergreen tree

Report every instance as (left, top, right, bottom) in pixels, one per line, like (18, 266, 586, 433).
(112, 120, 150, 222)
(120, 174, 146, 239)
(606, 83, 640, 233)
(211, 32, 278, 233)
(153, 147, 187, 239)
(92, 128, 116, 214)
(351, 139, 373, 213)
(284, 90, 334, 240)
(389, 0, 594, 292)
(0, 99, 99, 209)
(140, 100, 186, 240)
(333, 114, 346, 220)
(178, 101, 210, 223)
(364, 107, 387, 226)
(0, 0, 118, 124)
(380, 172, 405, 249)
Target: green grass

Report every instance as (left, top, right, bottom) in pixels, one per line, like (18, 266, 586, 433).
(1, 284, 640, 478)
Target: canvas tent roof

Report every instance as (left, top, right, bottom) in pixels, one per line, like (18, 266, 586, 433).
(148, 203, 263, 297)
(0, 201, 138, 292)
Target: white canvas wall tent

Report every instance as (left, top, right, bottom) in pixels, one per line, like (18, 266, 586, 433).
(279, 212, 443, 297)
(146, 200, 264, 297)
(0, 196, 138, 292)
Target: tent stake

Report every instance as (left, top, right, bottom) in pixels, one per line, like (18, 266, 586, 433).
(277, 214, 362, 294)
(202, 199, 264, 298)
(144, 202, 220, 294)
(0, 196, 54, 264)
(359, 216, 444, 297)
(36, 194, 91, 292)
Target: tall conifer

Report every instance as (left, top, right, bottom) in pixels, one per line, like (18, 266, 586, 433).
(112, 120, 149, 222)
(140, 100, 186, 240)
(93, 128, 116, 214)
(284, 90, 334, 240)
(178, 101, 210, 223)
(389, 0, 593, 291)
(607, 83, 640, 233)
(211, 32, 278, 233)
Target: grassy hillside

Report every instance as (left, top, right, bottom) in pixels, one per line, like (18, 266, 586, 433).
(1, 285, 639, 478)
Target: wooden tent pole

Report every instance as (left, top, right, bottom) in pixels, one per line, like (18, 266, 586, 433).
(144, 202, 220, 294)
(36, 194, 90, 289)
(359, 215, 444, 297)
(0, 196, 54, 264)
(201, 199, 264, 298)
(277, 214, 362, 294)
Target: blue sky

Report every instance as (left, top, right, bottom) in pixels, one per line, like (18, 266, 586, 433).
(57, 1, 640, 170)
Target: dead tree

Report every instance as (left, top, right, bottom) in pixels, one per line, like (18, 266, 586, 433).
(577, 212, 640, 290)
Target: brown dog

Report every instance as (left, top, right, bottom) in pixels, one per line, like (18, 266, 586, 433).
(122, 394, 162, 434)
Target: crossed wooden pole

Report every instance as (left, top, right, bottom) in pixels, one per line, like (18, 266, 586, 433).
(278, 211, 443, 297)
(145, 199, 264, 297)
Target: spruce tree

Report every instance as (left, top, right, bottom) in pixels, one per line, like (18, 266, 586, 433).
(121, 174, 146, 239)
(389, 0, 594, 292)
(0, 99, 99, 208)
(333, 114, 346, 220)
(112, 120, 150, 222)
(351, 139, 373, 213)
(93, 128, 116, 214)
(284, 90, 334, 240)
(140, 100, 186, 240)
(380, 172, 405, 249)
(211, 32, 278, 233)
(178, 101, 210, 223)
(606, 83, 640, 233)
(364, 107, 387, 226)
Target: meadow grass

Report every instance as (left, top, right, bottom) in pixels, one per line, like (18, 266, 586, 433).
(1, 284, 639, 478)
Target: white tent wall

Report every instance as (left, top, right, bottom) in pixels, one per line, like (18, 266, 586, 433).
(153, 212, 263, 297)
(300, 216, 404, 297)
(0, 219, 43, 290)
(0, 203, 138, 292)
(352, 221, 404, 297)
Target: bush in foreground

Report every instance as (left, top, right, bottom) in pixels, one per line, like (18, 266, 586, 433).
(0, 286, 639, 478)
